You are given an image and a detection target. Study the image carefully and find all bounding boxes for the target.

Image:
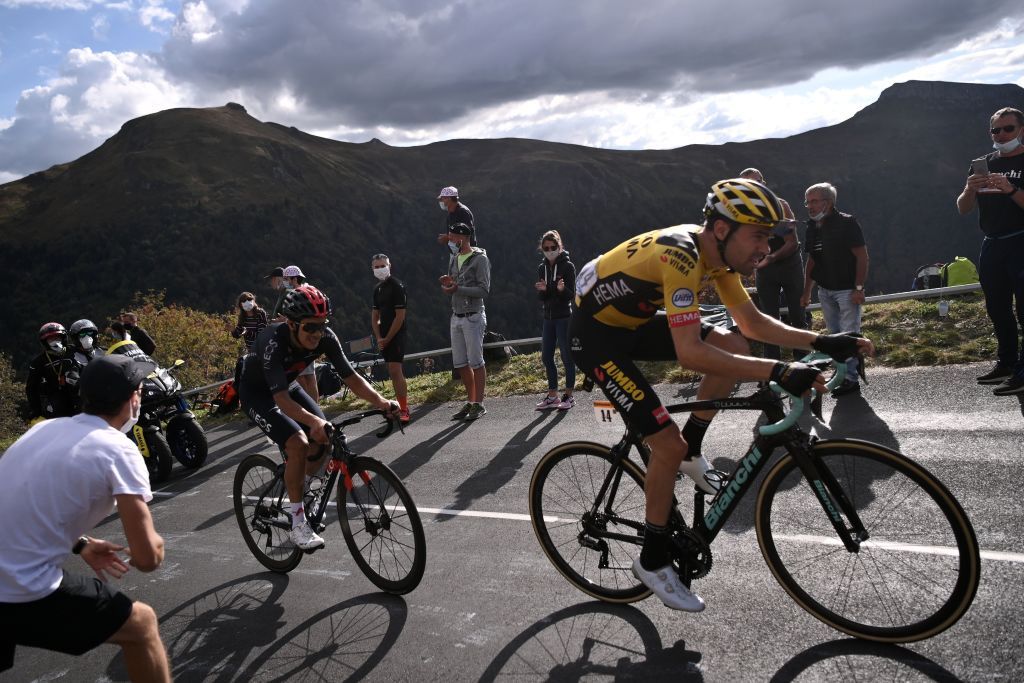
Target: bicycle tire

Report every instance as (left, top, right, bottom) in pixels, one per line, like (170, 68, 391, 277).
(337, 456, 426, 594)
(529, 441, 650, 602)
(755, 439, 980, 642)
(233, 453, 302, 573)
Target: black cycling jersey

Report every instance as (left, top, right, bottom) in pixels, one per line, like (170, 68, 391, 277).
(241, 322, 355, 394)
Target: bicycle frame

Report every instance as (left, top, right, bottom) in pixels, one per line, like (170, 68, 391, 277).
(584, 362, 870, 557)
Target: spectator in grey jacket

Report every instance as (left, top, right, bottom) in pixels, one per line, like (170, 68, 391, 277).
(440, 222, 491, 421)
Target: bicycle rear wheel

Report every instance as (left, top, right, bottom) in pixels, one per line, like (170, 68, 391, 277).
(337, 457, 426, 594)
(529, 441, 650, 602)
(233, 453, 302, 573)
(756, 439, 980, 642)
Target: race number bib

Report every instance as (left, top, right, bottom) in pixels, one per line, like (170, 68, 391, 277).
(593, 399, 618, 424)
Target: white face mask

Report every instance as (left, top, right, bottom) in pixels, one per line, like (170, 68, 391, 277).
(810, 209, 828, 222)
(993, 136, 1023, 154)
(119, 394, 141, 434)
(47, 340, 64, 353)
(373, 266, 390, 280)
(241, 300, 255, 311)
(439, 201, 448, 210)
(447, 240, 460, 255)
(544, 247, 561, 262)
(80, 336, 94, 350)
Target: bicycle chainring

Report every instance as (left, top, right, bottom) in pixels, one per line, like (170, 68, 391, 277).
(671, 527, 712, 581)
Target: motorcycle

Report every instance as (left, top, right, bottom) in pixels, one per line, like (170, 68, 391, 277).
(130, 358, 209, 484)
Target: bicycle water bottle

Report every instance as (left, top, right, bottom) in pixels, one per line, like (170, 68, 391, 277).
(938, 300, 949, 317)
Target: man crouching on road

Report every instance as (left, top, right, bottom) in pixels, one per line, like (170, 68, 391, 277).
(0, 354, 170, 682)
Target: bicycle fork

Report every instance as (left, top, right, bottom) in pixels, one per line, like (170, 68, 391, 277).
(790, 442, 869, 552)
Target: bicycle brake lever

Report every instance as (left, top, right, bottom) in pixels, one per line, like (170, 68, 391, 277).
(375, 416, 396, 439)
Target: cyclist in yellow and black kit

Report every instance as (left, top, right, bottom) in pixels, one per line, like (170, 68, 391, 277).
(571, 178, 875, 612)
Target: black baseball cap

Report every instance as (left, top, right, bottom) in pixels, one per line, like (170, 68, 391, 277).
(448, 222, 473, 236)
(264, 266, 284, 280)
(80, 355, 157, 406)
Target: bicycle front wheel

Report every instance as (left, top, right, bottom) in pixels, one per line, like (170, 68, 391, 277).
(756, 439, 980, 642)
(337, 457, 426, 594)
(529, 441, 650, 602)
(233, 453, 302, 573)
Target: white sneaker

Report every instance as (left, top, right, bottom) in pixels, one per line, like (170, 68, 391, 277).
(632, 558, 705, 612)
(289, 520, 325, 551)
(677, 455, 720, 495)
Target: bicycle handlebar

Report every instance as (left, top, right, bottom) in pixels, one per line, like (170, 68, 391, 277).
(329, 408, 401, 439)
(758, 353, 848, 436)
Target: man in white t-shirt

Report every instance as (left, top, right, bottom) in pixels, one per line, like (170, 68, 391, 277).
(0, 354, 170, 682)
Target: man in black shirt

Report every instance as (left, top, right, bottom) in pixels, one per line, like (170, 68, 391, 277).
(238, 285, 399, 550)
(25, 323, 76, 421)
(800, 182, 869, 397)
(437, 186, 477, 247)
(371, 253, 410, 423)
(956, 106, 1024, 396)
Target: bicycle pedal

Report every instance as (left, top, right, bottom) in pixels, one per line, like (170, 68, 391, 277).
(315, 522, 327, 533)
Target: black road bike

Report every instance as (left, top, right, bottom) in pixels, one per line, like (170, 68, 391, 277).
(528, 354, 980, 643)
(233, 409, 426, 594)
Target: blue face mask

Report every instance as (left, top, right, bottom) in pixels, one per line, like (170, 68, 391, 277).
(448, 240, 460, 255)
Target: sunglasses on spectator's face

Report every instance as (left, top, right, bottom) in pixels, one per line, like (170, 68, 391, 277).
(300, 322, 328, 334)
(991, 124, 1019, 135)
(542, 246, 559, 253)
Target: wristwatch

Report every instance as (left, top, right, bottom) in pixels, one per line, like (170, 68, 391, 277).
(854, 285, 864, 292)
(72, 536, 90, 555)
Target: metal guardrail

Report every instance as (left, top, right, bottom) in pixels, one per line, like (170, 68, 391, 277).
(182, 283, 984, 399)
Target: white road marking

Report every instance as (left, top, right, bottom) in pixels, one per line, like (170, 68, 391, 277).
(234, 495, 1023, 563)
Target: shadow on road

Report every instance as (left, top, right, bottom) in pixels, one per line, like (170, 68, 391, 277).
(770, 638, 965, 682)
(813, 393, 900, 452)
(387, 421, 472, 481)
(479, 601, 702, 681)
(437, 411, 567, 519)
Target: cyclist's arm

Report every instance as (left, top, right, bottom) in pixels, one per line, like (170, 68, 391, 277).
(671, 317, 777, 382)
(729, 298, 818, 350)
(116, 494, 164, 572)
(341, 372, 393, 410)
(274, 388, 327, 429)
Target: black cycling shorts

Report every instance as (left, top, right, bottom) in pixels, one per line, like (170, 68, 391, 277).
(240, 383, 325, 449)
(570, 311, 714, 437)
(380, 330, 406, 364)
(0, 571, 134, 671)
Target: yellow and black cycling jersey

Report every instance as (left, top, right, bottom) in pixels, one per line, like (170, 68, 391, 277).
(574, 225, 750, 330)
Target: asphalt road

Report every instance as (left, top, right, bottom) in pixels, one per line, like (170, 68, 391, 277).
(8, 363, 1024, 682)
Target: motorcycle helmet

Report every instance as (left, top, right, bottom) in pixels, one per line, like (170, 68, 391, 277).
(39, 322, 67, 353)
(281, 285, 332, 321)
(69, 319, 99, 350)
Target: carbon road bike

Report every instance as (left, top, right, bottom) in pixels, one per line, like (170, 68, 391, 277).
(233, 409, 426, 594)
(528, 354, 980, 642)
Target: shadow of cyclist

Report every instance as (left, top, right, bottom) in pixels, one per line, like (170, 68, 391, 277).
(437, 411, 567, 521)
(479, 601, 704, 682)
(237, 593, 408, 682)
(771, 637, 965, 682)
(106, 573, 290, 682)
(812, 393, 900, 452)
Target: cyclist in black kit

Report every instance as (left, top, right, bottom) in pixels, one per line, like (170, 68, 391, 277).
(238, 284, 400, 550)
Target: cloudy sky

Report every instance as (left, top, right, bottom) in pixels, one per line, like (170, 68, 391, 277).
(1, 1, 1023, 183)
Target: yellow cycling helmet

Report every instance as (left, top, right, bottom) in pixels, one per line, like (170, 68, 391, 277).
(703, 177, 784, 228)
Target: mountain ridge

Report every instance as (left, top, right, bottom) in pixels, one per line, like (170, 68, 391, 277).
(1, 79, 1021, 369)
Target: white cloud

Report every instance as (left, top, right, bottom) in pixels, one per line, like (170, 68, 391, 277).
(91, 14, 109, 40)
(0, 47, 198, 178)
(0, 0, 103, 8)
(174, 0, 218, 42)
(139, 0, 176, 30)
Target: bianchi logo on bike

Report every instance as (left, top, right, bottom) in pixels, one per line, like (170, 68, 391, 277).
(704, 446, 765, 530)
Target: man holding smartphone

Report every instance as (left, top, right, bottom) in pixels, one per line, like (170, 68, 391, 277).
(956, 106, 1024, 396)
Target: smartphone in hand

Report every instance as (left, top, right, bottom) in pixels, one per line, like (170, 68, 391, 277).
(971, 157, 989, 176)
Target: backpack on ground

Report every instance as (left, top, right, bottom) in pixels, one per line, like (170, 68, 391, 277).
(483, 330, 517, 363)
(211, 380, 239, 415)
(912, 263, 944, 290)
(940, 257, 980, 287)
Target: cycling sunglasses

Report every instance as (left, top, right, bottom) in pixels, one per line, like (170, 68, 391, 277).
(299, 321, 328, 334)
(991, 124, 1019, 135)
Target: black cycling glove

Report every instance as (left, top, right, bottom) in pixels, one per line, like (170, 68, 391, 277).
(770, 361, 820, 396)
(811, 332, 862, 362)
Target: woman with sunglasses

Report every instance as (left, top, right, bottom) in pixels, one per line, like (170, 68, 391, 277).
(237, 285, 400, 551)
(533, 230, 578, 411)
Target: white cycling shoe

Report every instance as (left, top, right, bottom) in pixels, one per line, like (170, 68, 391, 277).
(677, 455, 720, 495)
(289, 520, 325, 551)
(632, 558, 705, 612)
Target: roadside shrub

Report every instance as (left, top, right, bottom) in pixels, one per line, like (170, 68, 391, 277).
(0, 353, 26, 449)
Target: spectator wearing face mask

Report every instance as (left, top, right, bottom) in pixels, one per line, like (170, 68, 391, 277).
(370, 254, 410, 423)
(108, 313, 156, 357)
(231, 292, 269, 388)
(25, 323, 77, 421)
(533, 230, 577, 411)
(436, 186, 477, 247)
(268, 265, 308, 322)
(63, 319, 106, 409)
